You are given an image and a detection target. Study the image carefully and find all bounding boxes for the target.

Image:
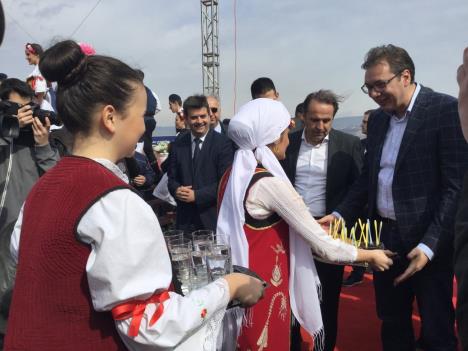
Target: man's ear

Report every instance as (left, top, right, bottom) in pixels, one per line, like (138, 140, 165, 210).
(100, 105, 117, 133)
(402, 69, 412, 87)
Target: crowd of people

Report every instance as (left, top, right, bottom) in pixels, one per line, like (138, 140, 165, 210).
(0, 35, 468, 351)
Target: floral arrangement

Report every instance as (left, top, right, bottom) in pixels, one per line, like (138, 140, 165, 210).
(153, 141, 170, 154)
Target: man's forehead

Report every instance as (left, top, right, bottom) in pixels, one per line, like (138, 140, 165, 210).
(365, 61, 392, 77)
(207, 97, 219, 106)
(187, 107, 208, 116)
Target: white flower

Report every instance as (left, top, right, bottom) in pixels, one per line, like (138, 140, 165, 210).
(153, 141, 169, 153)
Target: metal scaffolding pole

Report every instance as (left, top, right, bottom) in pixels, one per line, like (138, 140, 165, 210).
(200, 0, 219, 97)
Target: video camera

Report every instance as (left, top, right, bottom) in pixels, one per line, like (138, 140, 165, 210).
(0, 101, 59, 138)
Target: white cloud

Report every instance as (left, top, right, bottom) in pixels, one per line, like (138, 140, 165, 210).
(2, 0, 467, 126)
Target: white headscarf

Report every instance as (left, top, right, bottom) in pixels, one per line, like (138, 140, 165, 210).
(217, 98, 324, 348)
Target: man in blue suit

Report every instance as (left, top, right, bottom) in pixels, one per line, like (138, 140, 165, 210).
(320, 44, 468, 351)
(168, 95, 234, 233)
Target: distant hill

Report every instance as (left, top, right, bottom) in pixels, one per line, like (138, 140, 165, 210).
(153, 116, 364, 141)
(333, 116, 364, 138)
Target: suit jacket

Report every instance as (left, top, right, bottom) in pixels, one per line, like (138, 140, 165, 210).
(336, 85, 468, 256)
(281, 128, 363, 215)
(167, 129, 234, 231)
(217, 120, 228, 135)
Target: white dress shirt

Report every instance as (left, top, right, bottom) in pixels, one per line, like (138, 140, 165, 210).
(10, 159, 229, 350)
(191, 132, 208, 158)
(214, 123, 222, 133)
(294, 132, 328, 217)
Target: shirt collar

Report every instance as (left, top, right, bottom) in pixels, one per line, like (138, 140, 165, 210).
(94, 158, 129, 183)
(191, 131, 208, 143)
(301, 129, 330, 147)
(391, 83, 421, 122)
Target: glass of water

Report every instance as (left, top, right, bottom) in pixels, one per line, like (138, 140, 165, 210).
(206, 246, 231, 282)
(192, 230, 214, 260)
(163, 230, 184, 247)
(169, 239, 192, 295)
(190, 262, 209, 290)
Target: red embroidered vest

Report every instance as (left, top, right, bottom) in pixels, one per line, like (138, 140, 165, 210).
(5, 157, 129, 351)
(218, 168, 291, 350)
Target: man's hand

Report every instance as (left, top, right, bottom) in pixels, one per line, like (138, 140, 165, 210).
(133, 175, 146, 186)
(393, 247, 429, 286)
(175, 185, 196, 203)
(16, 104, 34, 128)
(318, 213, 339, 233)
(32, 117, 50, 146)
(457, 47, 468, 142)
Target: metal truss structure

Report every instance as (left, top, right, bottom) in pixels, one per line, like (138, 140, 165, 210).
(200, 0, 219, 97)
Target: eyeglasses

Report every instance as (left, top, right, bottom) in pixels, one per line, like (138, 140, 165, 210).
(361, 71, 402, 94)
(210, 107, 218, 113)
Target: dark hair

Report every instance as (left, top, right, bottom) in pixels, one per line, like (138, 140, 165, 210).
(135, 69, 145, 80)
(295, 102, 304, 116)
(303, 90, 343, 117)
(0, 78, 34, 101)
(251, 77, 276, 99)
(39, 40, 142, 135)
(362, 44, 415, 83)
(0, 73, 8, 83)
(183, 95, 209, 116)
(364, 109, 375, 116)
(169, 94, 182, 105)
(26, 43, 44, 56)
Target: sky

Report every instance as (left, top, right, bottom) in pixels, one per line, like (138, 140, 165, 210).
(1, 0, 468, 127)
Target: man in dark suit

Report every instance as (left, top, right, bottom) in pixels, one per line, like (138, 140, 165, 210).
(168, 95, 234, 234)
(320, 44, 468, 351)
(281, 90, 363, 351)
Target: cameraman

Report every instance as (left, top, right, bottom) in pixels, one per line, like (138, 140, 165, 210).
(0, 78, 59, 345)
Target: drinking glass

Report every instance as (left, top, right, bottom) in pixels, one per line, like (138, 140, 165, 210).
(192, 230, 214, 265)
(206, 246, 231, 282)
(163, 230, 184, 247)
(192, 230, 214, 251)
(190, 262, 209, 290)
(169, 238, 192, 295)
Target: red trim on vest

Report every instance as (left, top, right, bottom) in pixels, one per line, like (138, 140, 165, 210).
(112, 291, 170, 337)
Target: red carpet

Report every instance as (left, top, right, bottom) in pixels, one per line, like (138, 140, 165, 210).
(300, 266, 459, 350)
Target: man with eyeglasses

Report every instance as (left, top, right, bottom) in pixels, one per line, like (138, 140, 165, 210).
(207, 95, 227, 135)
(320, 44, 468, 351)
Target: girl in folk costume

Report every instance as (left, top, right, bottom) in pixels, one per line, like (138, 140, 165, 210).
(217, 99, 393, 350)
(5, 40, 265, 351)
(24, 43, 49, 107)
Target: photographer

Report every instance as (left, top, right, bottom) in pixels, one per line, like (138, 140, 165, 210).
(0, 78, 59, 345)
